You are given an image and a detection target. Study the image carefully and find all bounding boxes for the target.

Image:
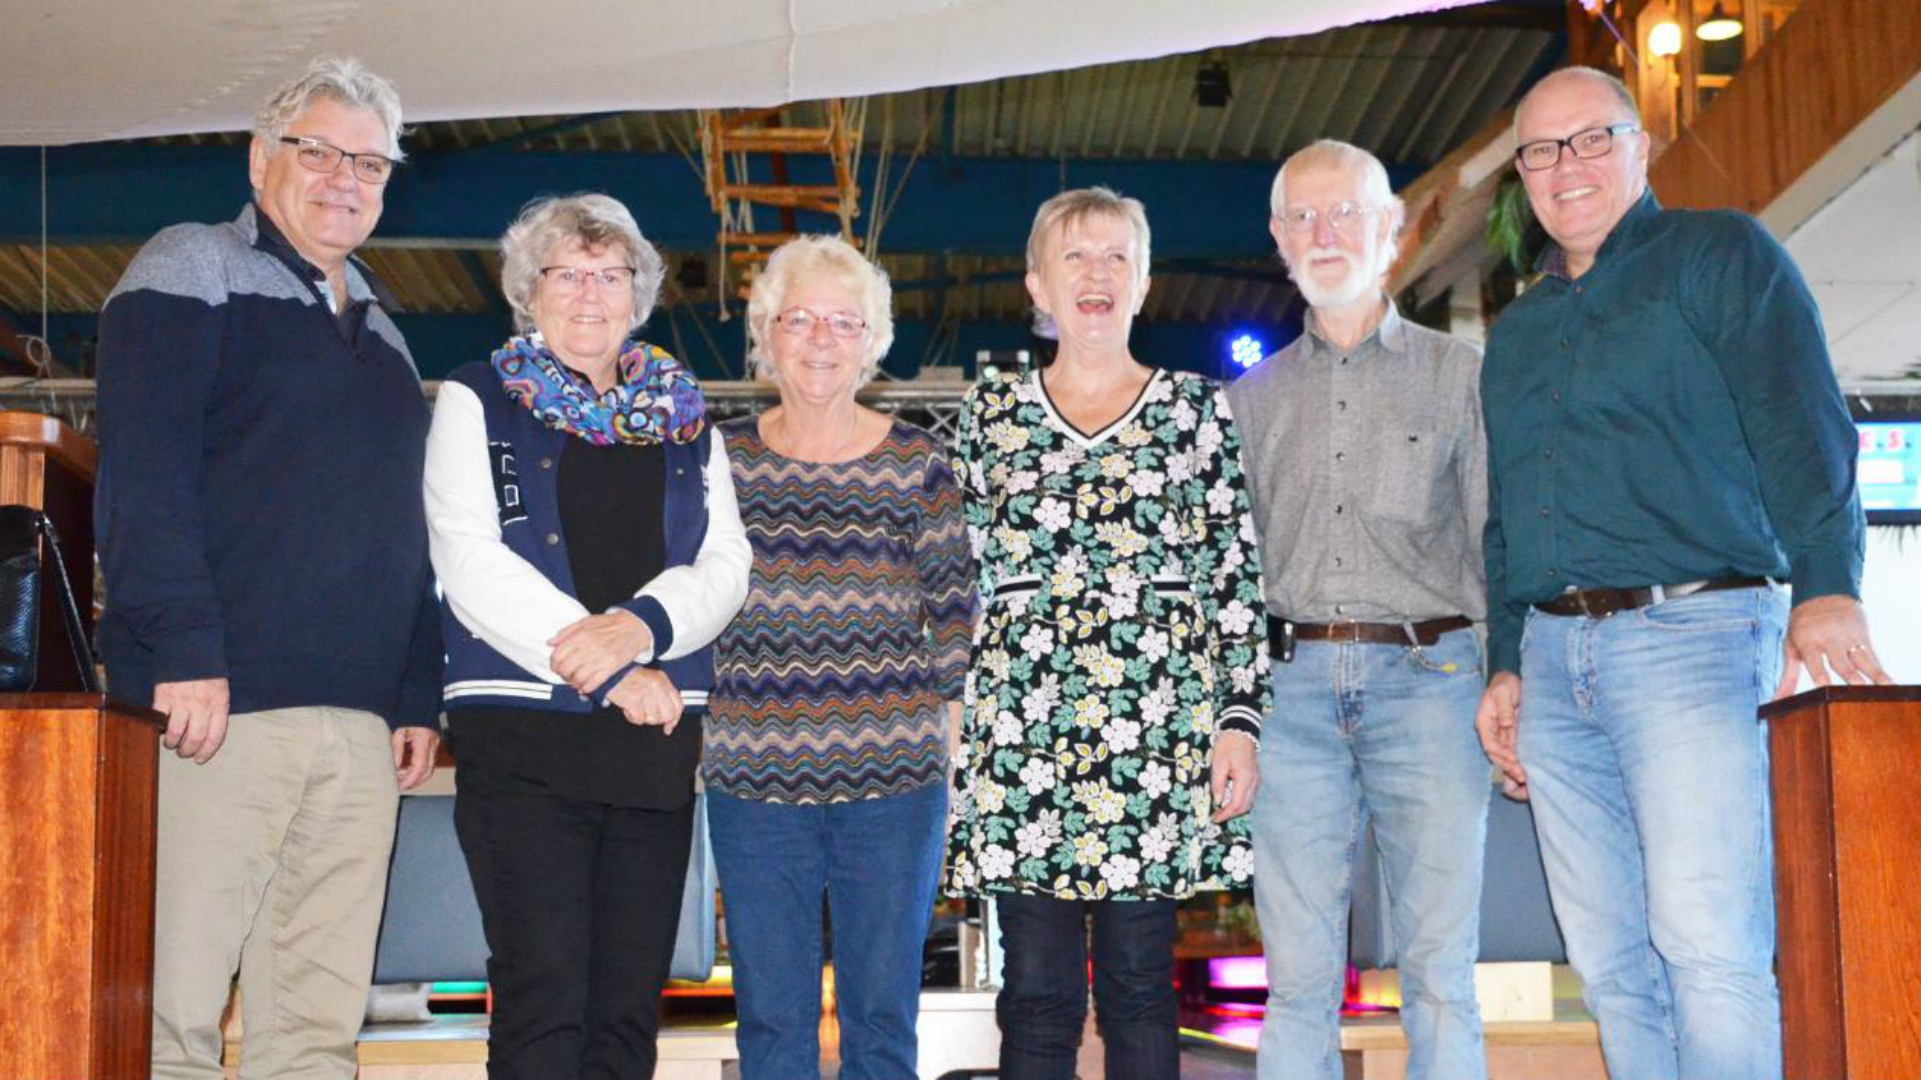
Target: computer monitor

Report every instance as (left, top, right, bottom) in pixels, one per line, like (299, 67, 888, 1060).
(1859, 416, 1921, 525)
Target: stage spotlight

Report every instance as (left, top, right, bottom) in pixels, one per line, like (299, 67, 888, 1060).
(677, 256, 708, 290)
(1229, 332, 1265, 369)
(1195, 61, 1232, 108)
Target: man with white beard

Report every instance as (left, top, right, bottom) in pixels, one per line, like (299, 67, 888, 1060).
(1226, 139, 1491, 1080)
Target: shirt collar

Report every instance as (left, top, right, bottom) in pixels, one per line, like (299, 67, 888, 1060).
(240, 202, 379, 306)
(1534, 188, 1663, 280)
(1302, 295, 1405, 356)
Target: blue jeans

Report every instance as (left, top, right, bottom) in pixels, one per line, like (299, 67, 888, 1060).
(1251, 627, 1490, 1080)
(707, 781, 946, 1080)
(995, 894, 1179, 1080)
(1519, 586, 1789, 1080)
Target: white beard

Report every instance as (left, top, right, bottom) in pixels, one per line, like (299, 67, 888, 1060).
(1288, 245, 1380, 309)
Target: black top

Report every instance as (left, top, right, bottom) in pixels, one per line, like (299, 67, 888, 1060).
(451, 432, 700, 809)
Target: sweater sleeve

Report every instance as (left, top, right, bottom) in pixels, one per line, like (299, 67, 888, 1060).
(914, 439, 978, 701)
(388, 573, 445, 730)
(615, 433, 751, 661)
(423, 379, 590, 683)
(94, 271, 229, 687)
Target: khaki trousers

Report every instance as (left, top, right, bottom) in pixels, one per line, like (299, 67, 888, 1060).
(150, 706, 399, 1080)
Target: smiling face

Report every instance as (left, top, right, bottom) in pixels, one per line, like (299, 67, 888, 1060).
(1025, 211, 1149, 354)
(766, 273, 870, 409)
(1271, 159, 1392, 311)
(248, 96, 390, 274)
(1515, 72, 1649, 277)
(529, 238, 636, 387)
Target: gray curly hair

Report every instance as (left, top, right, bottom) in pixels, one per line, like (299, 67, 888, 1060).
(745, 235, 894, 386)
(253, 56, 405, 161)
(498, 194, 667, 333)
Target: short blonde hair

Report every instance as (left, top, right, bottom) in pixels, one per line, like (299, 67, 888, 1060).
(253, 56, 405, 161)
(498, 193, 666, 333)
(745, 235, 894, 386)
(1024, 186, 1151, 289)
(1270, 139, 1406, 267)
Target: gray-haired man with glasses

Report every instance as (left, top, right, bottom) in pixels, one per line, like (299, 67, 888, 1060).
(1228, 138, 1491, 1080)
(1477, 66, 1882, 1080)
(96, 56, 441, 1079)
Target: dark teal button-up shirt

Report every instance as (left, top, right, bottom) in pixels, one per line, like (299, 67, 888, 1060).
(1481, 191, 1863, 674)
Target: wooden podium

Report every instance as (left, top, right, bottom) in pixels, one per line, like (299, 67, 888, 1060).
(0, 694, 163, 1079)
(1765, 685, 1921, 1079)
(1, 411, 98, 691)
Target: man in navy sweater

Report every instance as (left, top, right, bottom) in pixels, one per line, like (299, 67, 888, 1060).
(94, 57, 441, 1080)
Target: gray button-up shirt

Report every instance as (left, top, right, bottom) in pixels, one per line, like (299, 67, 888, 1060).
(1226, 301, 1487, 623)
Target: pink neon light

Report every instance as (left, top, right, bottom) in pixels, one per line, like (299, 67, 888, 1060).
(1207, 955, 1267, 990)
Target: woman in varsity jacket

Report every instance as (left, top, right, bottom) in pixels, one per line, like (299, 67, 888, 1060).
(422, 193, 749, 1080)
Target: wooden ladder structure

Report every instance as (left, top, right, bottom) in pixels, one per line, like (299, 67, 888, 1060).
(696, 100, 864, 299)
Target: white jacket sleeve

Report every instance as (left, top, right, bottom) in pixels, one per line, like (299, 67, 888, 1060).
(423, 380, 589, 684)
(615, 433, 752, 661)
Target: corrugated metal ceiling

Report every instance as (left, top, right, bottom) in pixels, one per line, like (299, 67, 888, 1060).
(26, 21, 1556, 329)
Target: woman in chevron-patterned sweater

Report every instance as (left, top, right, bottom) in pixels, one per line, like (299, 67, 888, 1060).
(707, 236, 976, 1079)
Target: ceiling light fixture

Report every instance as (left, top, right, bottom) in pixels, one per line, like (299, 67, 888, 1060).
(1696, 3, 1743, 41)
(1195, 61, 1232, 108)
(1649, 21, 1684, 57)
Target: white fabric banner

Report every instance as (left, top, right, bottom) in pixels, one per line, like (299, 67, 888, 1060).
(0, 0, 1478, 145)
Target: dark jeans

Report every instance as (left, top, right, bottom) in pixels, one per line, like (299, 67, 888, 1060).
(454, 778, 695, 1080)
(995, 893, 1180, 1080)
(707, 781, 947, 1080)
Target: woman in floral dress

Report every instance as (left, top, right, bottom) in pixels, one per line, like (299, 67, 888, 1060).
(945, 186, 1272, 1080)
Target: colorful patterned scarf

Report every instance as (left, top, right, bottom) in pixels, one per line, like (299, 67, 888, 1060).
(490, 333, 706, 445)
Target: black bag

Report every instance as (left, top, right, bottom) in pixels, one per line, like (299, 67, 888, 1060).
(0, 505, 100, 692)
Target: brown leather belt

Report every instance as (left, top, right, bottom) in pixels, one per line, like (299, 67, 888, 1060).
(1268, 614, 1472, 654)
(1531, 576, 1771, 619)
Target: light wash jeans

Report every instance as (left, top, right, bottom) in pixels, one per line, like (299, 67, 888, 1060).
(1519, 585, 1789, 1080)
(1252, 626, 1490, 1080)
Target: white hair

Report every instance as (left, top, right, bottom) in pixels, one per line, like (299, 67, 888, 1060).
(498, 193, 666, 332)
(745, 235, 895, 386)
(1269, 138, 1406, 269)
(253, 56, 405, 161)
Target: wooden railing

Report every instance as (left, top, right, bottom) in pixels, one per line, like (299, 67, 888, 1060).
(1649, 0, 1921, 226)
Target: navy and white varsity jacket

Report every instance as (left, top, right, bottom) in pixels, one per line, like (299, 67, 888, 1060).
(425, 360, 749, 712)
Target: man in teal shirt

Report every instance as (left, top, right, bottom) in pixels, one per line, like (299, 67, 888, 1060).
(1476, 66, 1888, 1080)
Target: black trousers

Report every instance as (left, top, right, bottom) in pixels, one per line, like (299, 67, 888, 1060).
(994, 893, 1180, 1080)
(455, 777, 696, 1080)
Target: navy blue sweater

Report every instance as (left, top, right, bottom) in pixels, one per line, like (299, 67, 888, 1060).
(94, 204, 441, 731)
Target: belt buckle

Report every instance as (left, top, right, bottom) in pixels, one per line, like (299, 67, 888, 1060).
(1576, 589, 1620, 619)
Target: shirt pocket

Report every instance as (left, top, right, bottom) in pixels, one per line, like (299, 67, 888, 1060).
(1365, 427, 1453, 525)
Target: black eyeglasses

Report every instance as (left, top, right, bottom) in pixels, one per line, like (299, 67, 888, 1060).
(1514, 123, 1641, 172)
(278, 136, 397, 185)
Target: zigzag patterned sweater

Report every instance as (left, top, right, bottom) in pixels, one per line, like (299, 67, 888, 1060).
(707, 417, 975, 804)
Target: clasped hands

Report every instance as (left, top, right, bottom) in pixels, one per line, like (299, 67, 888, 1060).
(550, 610, 683, 734)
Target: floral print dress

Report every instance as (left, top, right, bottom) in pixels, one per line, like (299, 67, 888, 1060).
(944, 367, 1272, 901)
